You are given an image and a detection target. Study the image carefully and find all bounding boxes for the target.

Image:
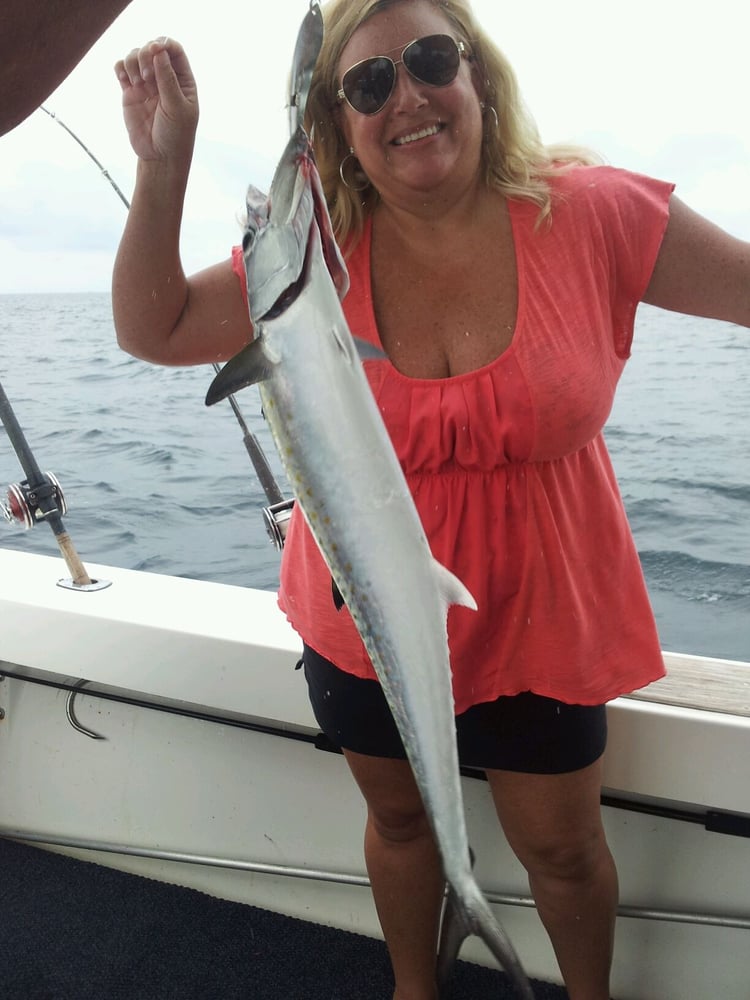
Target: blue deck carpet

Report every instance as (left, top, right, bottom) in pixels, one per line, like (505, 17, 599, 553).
(0, 836, 568, 999)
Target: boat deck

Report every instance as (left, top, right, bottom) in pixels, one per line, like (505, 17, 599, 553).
(626, 651, 750, 717)
(1, 836, 566, 1000)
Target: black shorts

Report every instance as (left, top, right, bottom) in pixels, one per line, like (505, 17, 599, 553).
(301, 644, 607, 775)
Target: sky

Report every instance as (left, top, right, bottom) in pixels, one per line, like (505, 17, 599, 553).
(1, 0, 749, 294)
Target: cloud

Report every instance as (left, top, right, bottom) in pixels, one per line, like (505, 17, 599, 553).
(0, 242, 118, 293)
(0, 137, 279, 292)
(646, 133, 750, 186)
(0, 160, 125, 252)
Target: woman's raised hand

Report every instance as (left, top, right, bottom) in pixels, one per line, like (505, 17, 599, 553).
(114, 38, 199, 162)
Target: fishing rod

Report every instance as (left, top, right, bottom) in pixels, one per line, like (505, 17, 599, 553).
(41, 106, 130, 210)
(210, 363, 293, 547)
(0, 383, 98, 587)
(39, 106, 294, 549)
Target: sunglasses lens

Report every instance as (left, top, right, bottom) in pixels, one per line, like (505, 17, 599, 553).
(340, 35, 462, 115)
(342, 57, 396, 115)
(403, 34, 460, 87)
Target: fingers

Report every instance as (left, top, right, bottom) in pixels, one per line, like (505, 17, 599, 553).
(152, 44, 196, 105)
(114, 36, 198, 161)
(114, 37, 190, 93)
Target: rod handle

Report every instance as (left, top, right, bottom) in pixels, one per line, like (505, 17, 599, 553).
(56, 532, 92, 586)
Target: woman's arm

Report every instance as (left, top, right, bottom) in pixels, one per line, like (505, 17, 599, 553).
(112, 38, 251, 366)
(644, 195, 750, 328)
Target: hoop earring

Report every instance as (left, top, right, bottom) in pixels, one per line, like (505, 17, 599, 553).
(339, 148, 370, 192)
(480, 102, 500, 131)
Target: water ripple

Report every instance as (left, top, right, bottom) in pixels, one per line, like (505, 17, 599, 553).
(639, 549, 750, 602)
(1, 293, 747, 659)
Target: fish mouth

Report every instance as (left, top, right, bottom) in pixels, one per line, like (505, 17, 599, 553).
(258, 223, 317, 322)
(391, 122, 445, 147)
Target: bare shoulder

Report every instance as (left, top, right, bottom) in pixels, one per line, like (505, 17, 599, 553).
(643, 195, 750, 328)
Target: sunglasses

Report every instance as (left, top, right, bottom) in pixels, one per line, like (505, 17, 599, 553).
(337, 34, 468, 116)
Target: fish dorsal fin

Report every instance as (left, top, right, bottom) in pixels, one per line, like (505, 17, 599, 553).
(205, 334, 277, 407)
(431, 559, 477, 612)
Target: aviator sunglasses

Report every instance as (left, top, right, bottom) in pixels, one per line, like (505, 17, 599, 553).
(337, 34, 468, 116)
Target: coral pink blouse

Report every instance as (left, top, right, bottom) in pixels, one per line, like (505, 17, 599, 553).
(236, 165, 674, 712)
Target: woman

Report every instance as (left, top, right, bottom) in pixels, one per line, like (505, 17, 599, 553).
(112, 2, 750, 997)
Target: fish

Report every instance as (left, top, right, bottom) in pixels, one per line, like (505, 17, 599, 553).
(287, 0, 324, 135)
(205, 7, 533, 998)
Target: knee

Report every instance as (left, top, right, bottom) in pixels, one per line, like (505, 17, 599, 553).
(367, 800, 433, 846)
(514, 826, 611, 884)
(344, 751, 434, 847)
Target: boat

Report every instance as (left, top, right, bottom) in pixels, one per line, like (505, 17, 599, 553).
(1, 538, 748, 1000)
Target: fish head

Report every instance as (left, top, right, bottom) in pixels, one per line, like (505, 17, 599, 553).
(243, 127, 348, 324)
(242, 129, 314, 323)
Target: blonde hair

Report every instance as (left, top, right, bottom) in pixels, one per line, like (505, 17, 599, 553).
(304, 0, 599, 246)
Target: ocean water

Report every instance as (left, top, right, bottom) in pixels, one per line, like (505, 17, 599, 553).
(1, 292, 748, 662)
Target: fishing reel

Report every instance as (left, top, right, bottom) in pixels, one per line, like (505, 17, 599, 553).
(262, 498, 295, 551)
(1, 472, 67, 530)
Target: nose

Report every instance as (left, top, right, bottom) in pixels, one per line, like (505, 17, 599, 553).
(389, 60, 427, 110)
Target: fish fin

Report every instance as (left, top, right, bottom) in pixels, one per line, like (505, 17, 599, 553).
(328, 323, 387, 366)
(331, 577, 346, 612)
(466, 880, 534, 999)
(436, 887, 465, 992)
(328, 322, 358, 365)
(437, 848, 476, 990)
(431, 559, 477, 612)
(439, 875, 534, 1000)
(354, 337, 388, 363)
(205, 335, 276, 406)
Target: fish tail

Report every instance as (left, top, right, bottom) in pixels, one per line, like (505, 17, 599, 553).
(437, 878, 534, 1000)
(436, 886, 465, 991)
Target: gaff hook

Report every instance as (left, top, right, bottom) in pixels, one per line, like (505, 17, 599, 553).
(65, 679, 106, 741)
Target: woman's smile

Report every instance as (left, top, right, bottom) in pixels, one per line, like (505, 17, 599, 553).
(390, 121, 445, 147)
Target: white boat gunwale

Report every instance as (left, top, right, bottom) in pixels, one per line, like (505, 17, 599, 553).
(1, 546, 748, 1000)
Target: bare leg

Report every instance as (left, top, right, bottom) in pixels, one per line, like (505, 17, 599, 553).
(343, 749, 443, 1000)
(487, 758, 617, 1000)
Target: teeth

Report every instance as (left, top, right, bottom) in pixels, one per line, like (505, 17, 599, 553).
(393, 124, 441, 146)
